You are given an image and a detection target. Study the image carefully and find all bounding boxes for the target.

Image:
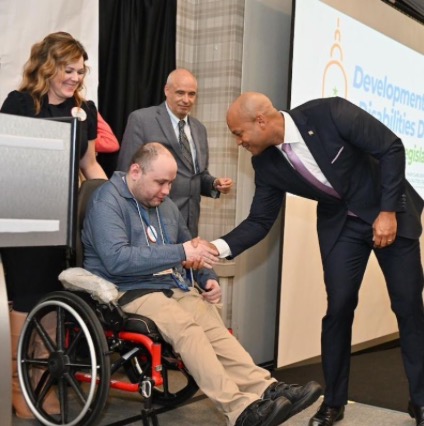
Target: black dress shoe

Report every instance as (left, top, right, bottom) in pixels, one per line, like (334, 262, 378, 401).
(308, 402, 345, 426)
(263, 381, 323, 419)
(408, 401, 424, 426)
(235, 396, 292, 426)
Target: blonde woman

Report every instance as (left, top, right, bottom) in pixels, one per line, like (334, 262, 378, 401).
(1, 31, 107, 419)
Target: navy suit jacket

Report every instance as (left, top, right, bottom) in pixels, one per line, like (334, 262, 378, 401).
(117, 102, 217, 237)
(222, 97, 423, 260)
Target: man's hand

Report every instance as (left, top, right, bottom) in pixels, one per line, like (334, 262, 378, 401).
(182, 238, 219, 269)
(201, 280, 221, 304)
(191, 237, 219, 255)
(214, 177, 233, 194)
(187, 237, 219, 254)
(372, 211, 397, 248)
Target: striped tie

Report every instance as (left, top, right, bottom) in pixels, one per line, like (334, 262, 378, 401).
(178, 120, 195, 172)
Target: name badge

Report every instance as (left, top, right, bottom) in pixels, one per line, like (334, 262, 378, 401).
(153, 268, 173, 276)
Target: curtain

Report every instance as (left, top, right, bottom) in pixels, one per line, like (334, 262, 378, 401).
(98, 0, 177, 176)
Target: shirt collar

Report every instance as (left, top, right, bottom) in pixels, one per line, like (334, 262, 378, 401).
(276, 111, 301, 151)
(281, 111, 300, 144)
(165, 102, 188, 127)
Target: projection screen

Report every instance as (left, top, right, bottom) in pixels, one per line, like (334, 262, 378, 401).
(277, 0, 424, 367)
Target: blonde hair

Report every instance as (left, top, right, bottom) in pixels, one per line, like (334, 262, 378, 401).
(19, 32, 89, 114)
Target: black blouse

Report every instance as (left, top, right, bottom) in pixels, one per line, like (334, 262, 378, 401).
(0, 90, 98, 158)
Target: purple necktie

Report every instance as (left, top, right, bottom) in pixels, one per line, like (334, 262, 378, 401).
(281, 143, 340, 198)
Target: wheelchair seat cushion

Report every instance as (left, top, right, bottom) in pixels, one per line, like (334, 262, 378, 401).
(58, 267, 119, 304)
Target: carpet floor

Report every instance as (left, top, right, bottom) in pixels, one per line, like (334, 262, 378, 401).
(13, 340, 414, 425)
(274, 339, 410, 413)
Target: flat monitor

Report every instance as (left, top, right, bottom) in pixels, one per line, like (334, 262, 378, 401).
(0, 114, 80, 249)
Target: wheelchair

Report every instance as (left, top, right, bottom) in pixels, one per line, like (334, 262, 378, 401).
(17, 179, 199, 426)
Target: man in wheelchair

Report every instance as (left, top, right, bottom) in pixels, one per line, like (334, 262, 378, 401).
(81, 142, 322, 426)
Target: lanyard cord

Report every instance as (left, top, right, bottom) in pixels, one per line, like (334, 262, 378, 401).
(123, 175, 167, 245)
(123, 175, 192, 288)
(133, 199, 167, 245)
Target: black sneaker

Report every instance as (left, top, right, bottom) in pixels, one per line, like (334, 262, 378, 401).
(263, 381, 322, 419)
(235, 396, 292, 426)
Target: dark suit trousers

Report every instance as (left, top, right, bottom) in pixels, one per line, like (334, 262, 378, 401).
(321, 216, 424, 406)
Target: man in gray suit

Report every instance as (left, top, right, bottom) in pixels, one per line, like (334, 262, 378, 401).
(117, 68, 232, 237)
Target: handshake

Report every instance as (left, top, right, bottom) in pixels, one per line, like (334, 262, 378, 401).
(182, 237, 220, 270)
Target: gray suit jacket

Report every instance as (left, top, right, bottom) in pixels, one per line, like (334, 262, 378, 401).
(117, 102, 218, 236)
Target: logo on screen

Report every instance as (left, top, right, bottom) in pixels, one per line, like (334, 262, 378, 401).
(322, 18, 348, 99)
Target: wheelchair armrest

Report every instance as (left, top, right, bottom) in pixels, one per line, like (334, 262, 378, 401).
(59, 267, 119, 304)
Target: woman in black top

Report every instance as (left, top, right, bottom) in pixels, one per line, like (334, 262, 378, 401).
(1, 31, 107, 419)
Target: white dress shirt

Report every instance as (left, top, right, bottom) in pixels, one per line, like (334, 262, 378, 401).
(279, 111, 332, 187)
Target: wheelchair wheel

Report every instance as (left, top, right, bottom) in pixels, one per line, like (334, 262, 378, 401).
(18, 291, 111, 426)
(122, 342, 198, 407)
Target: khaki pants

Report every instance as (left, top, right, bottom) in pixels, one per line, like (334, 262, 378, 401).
(122, 288, 275, 425)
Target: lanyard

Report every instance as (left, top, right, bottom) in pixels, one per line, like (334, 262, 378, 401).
(124, 176, 190, 291)
(123, 175, 167, 245)
(134, 200, 167, 245)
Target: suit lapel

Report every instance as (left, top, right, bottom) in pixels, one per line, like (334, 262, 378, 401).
(156, 103, 178, 145)
(255, 147, 336, 202)
(289, 110, 344, 196)
(155, 104, 193, 170)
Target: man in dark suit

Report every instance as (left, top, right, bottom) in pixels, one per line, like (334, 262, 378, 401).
(117, 68, 232, 237)
(206, 92, 424, 426)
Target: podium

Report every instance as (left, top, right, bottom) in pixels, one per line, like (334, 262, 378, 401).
(0, 113, 79, 424)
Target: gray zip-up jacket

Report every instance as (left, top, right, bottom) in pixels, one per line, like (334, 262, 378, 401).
(82, 171, 218, 291)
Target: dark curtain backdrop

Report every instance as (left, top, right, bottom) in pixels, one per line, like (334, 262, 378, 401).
(98, 0, 177, 176)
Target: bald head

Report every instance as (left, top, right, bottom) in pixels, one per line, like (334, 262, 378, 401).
(166, 68, 197, 86)
(227, 92, 274, 123)
(226, 92, 284, 156)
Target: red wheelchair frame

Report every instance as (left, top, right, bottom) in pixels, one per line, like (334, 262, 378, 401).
(17, 179, 198, 425)
(18, 288, 198, 426)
